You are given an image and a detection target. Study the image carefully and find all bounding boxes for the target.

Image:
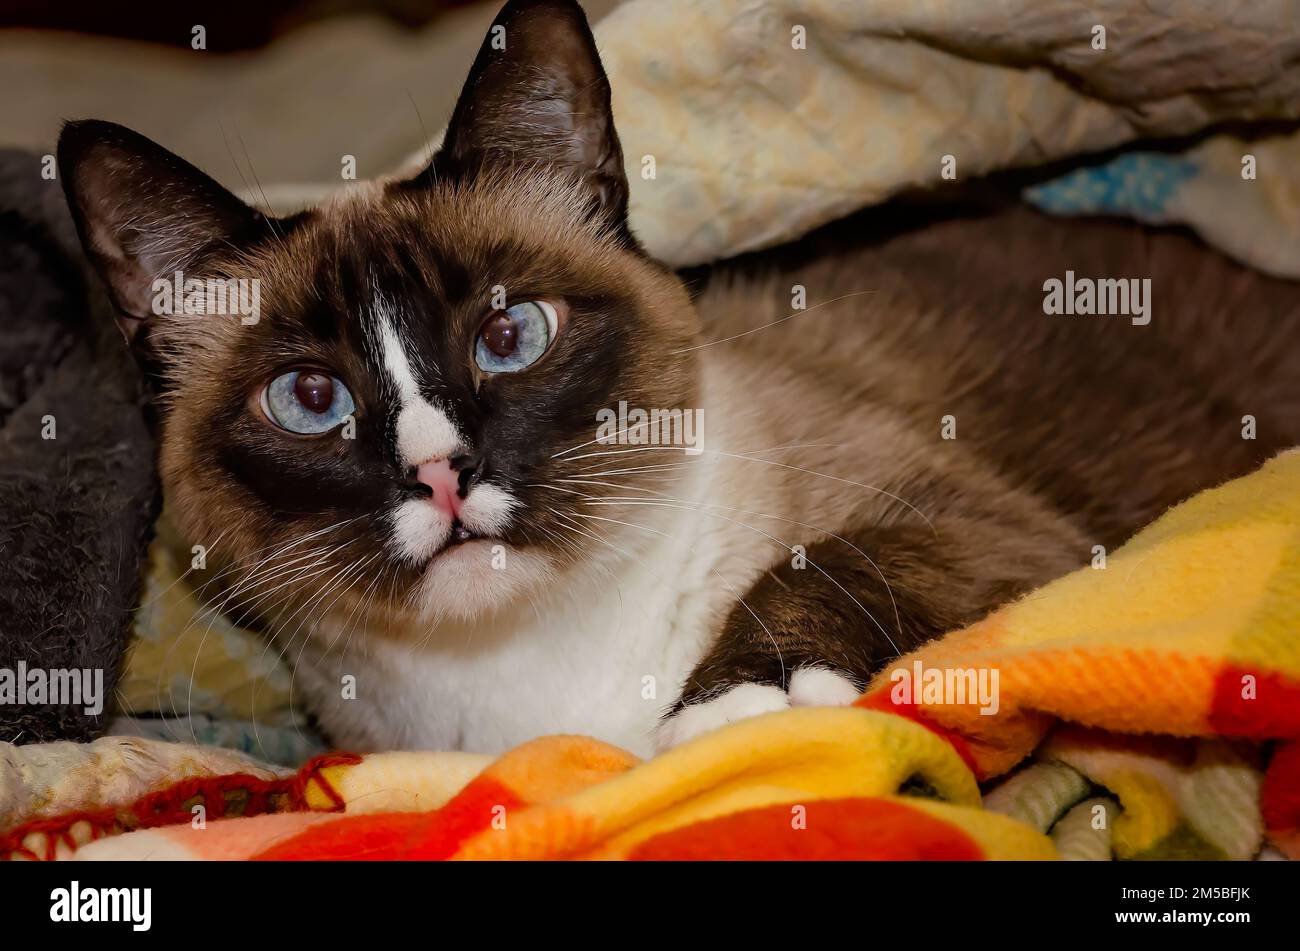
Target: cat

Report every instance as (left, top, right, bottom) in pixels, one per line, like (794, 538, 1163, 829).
(58, 0, 1300, 757)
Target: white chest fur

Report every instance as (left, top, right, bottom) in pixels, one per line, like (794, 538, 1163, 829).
(293, 354, 812, 757)
(297, 493, 758, 758)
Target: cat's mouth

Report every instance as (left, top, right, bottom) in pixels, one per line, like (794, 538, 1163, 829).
(448, 519, 476, 545)
(391, 478, 519, 568)
(412, 515, 490, 568)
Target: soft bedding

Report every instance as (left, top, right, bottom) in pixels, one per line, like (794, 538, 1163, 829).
(3, 451, 1296, 860)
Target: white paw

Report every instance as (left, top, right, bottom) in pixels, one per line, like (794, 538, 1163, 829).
(654, 683, 789, 753)
(786, 667, 861, 707)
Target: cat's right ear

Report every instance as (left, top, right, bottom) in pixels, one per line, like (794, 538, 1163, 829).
(58, 119, 274, 345)
(423, 0, 630, 235)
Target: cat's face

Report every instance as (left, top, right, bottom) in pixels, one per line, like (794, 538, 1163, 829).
(59, 0, 699, 632)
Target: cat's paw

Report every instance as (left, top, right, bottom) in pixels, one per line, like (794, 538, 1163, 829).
(654, 668, 860, 753)
(654, 683, 789, 752)
(786, 666, 862, 707)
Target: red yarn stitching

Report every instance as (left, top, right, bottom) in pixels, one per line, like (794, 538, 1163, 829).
(0, 751, 364, 860)
(291, 752, 363, 811)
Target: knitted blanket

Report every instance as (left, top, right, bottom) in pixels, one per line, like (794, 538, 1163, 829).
(2, 451, 1295, 860)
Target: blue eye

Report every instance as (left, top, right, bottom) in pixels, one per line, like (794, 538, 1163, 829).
(474, 300, 559, 374)
(261, 370, 355, 434)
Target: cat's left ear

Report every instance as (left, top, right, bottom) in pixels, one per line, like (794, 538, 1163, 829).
(428, 0, 629, 231)
(58, 119, 276, 345)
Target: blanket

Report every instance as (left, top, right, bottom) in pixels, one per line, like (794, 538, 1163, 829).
(570, 0, 1300, 273)
(4, 450, 1295, 860)
(312, 0, 1300, 275)
(0, 149, 158, 745)
(9, 1, 1296, 274)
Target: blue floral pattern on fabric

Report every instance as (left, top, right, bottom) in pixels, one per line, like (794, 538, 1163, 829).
(1024, 153, 1199, 219)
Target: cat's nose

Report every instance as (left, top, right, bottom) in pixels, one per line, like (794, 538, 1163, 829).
(415, 458, 464, 520)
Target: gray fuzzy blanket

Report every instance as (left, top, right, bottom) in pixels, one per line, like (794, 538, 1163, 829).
(0, 149, 158, 744)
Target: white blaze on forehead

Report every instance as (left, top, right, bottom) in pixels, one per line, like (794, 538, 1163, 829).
(370, 292, 523, 563)
(372, 296, 462, 468)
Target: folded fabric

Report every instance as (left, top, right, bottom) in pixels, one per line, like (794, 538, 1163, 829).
(26, 712, 1055, 861)
(107, 715, 323, 769)
(7, 1, 1300, 275)
(572, 0, 1300, 268)
(864, 448, 1300, 859)
(0, 735, 288, 858)
(3, 451, 1294, 860)
(345, 0, 1300, 274)
(1026, 133, 1300, 279)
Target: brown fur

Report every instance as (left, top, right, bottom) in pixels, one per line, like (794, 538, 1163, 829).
(154, 167, 697, 631)
(670, 201, 1300, 704)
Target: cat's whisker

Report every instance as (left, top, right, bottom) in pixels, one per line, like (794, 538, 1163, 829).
(405, 89, 437, 183)
(566, 464, 699, 489)
(669, 290, 878, 355)
(277, 551, 379, 656)
(279, 552, 382, 749)
(549, 416, 658, 459)
(165, 540, 340, 727)
(263, 545, 372, 636)
(178, 534, 364, 734)
(571, 443, 838, 478)
(544, 507, 685, 653)
(178, 555, 336, 732)
(188, 514, 367, 614)
(527, 482, 593, 499)
(338, 562, 391, 672)
(185, 516, 365, 610)
(228, 119, 286, 245)
(132, 525, 233, 614)
(238, 542, 374, 743)
(557, 477, 673, 497)
(327, 556, 390, 655)
(244, 561, 360, 756)
(188, 543, 343, 635)
(539, 516, 632, 632)
(539, 509, 620, 569)
(561, 444, 938, 536)
(238, 543, 366, 651)
(565, 509, 786, 691)
(580, 496, 901, 655)
(545, 507, 634, 561)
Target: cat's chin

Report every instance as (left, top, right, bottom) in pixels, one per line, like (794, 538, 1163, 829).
(408, 540, 555, 624)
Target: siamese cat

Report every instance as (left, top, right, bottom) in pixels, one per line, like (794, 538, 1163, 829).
(59, 0, 1299, 757)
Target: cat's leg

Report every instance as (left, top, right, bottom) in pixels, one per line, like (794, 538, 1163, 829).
(656, 513, 1084, 751)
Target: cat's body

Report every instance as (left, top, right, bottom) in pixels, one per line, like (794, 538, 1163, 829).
(59, 0, 1298, 758)
(290, 200, 1299, 756)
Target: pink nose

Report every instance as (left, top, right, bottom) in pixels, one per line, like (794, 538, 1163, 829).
(416, 459, 463, 519)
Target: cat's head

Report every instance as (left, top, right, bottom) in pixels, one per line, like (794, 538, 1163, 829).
(59, 0, 700, 633)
